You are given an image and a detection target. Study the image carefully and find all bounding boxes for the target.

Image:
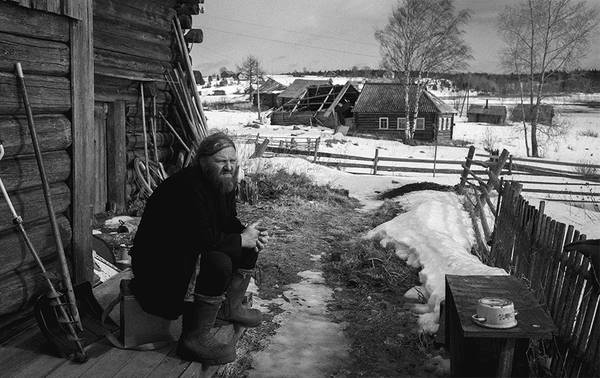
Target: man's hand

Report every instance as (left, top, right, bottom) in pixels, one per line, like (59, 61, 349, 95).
(241, 221, 269, 251)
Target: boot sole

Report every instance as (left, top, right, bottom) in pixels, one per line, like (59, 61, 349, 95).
(176, 343, 236, 365)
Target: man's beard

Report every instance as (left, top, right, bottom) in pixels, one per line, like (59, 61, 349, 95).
(206, 165, 238, 194)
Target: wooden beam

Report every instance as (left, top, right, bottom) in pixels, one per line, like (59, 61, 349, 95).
(106, 101, 126, 213)
(70, 0, 94, 284)
(324, 81, 351, 117)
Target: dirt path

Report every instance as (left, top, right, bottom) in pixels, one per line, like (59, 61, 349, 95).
(223, 179, 443, 377)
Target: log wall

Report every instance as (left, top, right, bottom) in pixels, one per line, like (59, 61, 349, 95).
(93, 0, 179, 209)
(0, 1, 73, 319)
(354, 112, 455, 142)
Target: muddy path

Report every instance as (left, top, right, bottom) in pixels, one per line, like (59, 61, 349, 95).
(221, 181, 444, 377)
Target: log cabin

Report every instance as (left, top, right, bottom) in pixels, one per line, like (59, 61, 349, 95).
(467, 100, 507, 125)
(0, 0, 202, 344)
(353, 82, 457, 142)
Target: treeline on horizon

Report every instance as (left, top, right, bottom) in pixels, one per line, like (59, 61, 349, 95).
(282, 68, 600, 95)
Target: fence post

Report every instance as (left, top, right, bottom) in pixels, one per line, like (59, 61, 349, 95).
(459, 146, 476, 193)
(313, 137, 320, 163)
(373, 148, 379, 175)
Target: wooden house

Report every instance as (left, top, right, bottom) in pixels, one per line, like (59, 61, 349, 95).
(510, 104, 555, 125)
(0, 0, 201, 342)
(271, 81, 359, 128)
(352, 82, 457, 142)
(467, 100, 507, 124)
(252, 77, 287, 108)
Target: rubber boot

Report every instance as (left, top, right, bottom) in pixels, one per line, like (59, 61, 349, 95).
(217, 269, 262, 327)
(177, 294, 236, 365)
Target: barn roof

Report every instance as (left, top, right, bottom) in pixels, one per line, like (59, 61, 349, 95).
(277, 79, 332, 99)
(259, 77, 287, 93)
(353, 82, 456, 114)
(468, 104, 507, 116)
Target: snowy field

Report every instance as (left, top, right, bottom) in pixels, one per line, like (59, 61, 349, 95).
(205, 93, 599, 332)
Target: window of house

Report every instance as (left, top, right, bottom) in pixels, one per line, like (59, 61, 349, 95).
(443, 117, 447, 130)
(379, 117, 389, 129)
(438, 117, 443, 130)
(397, 117, 407, 130)
(415, 118, 425, 130)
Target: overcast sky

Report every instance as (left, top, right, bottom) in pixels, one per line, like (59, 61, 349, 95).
(190, 0, 600, 75)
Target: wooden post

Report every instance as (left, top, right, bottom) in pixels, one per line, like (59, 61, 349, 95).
(70, 0, 94, 284)
(459, 146, 476, 193)
(107, 101, 127, 213)
(373, 148, 379, 175)
(313, 137, 320, 163)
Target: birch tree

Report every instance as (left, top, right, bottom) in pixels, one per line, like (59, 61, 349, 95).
(237, 55, 265, 120)
(375, 0, 471, 141)
(498, 0, 599, 157)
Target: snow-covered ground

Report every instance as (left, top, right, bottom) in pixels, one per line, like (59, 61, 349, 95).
(206, 92, 599, 334)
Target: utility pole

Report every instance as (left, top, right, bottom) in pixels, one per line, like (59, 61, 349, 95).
(256, 73, 262, 122)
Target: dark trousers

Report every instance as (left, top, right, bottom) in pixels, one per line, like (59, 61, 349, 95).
(194, 249, 258, 296)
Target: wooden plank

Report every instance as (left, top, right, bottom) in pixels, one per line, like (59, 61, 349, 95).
(94, 48, 169, 81)
(0, 115, 71, 157)
(113, 344, 174, 377)
(70, 0, 94, 284)
(446, 275, 556, 339)
(323, 81, 351, 117)
(0, 183, 70, 233)
(93, 104, 108, 214)
(93, 0, 176, 31)
(0, 325, 65, 376)
(47, 341, 122, 377)
(127, 132, 174, 149)
(0, 31, 69, 75)
(93, 18, 171, 63)
(0, 71, 71, 115)
(107, 101, 127, 213)
(0, 1, 70, 42)
(0, 151, 71, 192)
(146, 346, 191, 378)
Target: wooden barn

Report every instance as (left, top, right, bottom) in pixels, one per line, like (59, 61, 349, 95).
(275, 78, 331, 108)
(271, 81, 359, 127)
(467, 100, 507, 124)
(353, 82, 456, 142)
(0, 0, 202, 349)
(252, 76, 287, 108)
(510, 104, 555, 125)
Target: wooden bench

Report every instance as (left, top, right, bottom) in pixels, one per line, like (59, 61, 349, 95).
(445, 275, 556, 377)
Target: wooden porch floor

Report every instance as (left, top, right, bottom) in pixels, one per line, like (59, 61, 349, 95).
(0, 271, 239, 378)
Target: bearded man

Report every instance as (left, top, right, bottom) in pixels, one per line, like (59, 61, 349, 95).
(131, 133, 268, 365)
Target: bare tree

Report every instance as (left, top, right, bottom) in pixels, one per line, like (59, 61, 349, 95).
(237, 55, 265, 120)
(498, 0, 599, 157)
(375, 0, 471, 141)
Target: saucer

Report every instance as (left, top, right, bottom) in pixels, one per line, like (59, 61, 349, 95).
(471, 314, 518, 329)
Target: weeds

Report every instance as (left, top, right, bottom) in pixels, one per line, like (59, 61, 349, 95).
(574, 160, 599, 178)
(577, 129, 599, 138)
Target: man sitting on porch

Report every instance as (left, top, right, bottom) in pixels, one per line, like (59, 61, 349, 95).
(130, 133, 269, 365)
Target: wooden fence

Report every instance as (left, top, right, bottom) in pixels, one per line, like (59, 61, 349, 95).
(459, 147, 599, 377)
(237, 135, 598, 203)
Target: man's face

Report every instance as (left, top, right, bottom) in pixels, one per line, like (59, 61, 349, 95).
(203, 146, 238, 193)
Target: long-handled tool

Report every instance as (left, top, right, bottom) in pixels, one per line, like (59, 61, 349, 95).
(0, 143, 86, 362)
(15, 63, 83, 331)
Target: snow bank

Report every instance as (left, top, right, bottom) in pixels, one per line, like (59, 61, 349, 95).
(365, 190, 507, 333)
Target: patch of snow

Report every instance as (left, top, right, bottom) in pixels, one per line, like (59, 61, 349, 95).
(365, 191, 507, 333)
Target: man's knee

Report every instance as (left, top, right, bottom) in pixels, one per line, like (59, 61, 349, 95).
(203, 251, 233, 279)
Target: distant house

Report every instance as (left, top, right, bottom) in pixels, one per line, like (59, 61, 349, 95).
(467, 100, 507, 124)
(353, 82, 457, 142)
(271, 81, 360, 127)
(276, 78, 332, 107)
(252, 77, 287, 108)
(510, 104, 554, 125)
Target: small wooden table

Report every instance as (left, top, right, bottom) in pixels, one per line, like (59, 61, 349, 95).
(445, 275, 556, 377)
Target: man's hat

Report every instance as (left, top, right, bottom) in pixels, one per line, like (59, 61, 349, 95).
(196, 133, 236, 157)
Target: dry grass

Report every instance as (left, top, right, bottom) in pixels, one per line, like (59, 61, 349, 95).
(232, 171, 443, 377)
(577, 129, 599, 138)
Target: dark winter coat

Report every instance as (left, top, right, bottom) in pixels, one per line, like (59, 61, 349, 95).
(130, 166, 245, 319)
